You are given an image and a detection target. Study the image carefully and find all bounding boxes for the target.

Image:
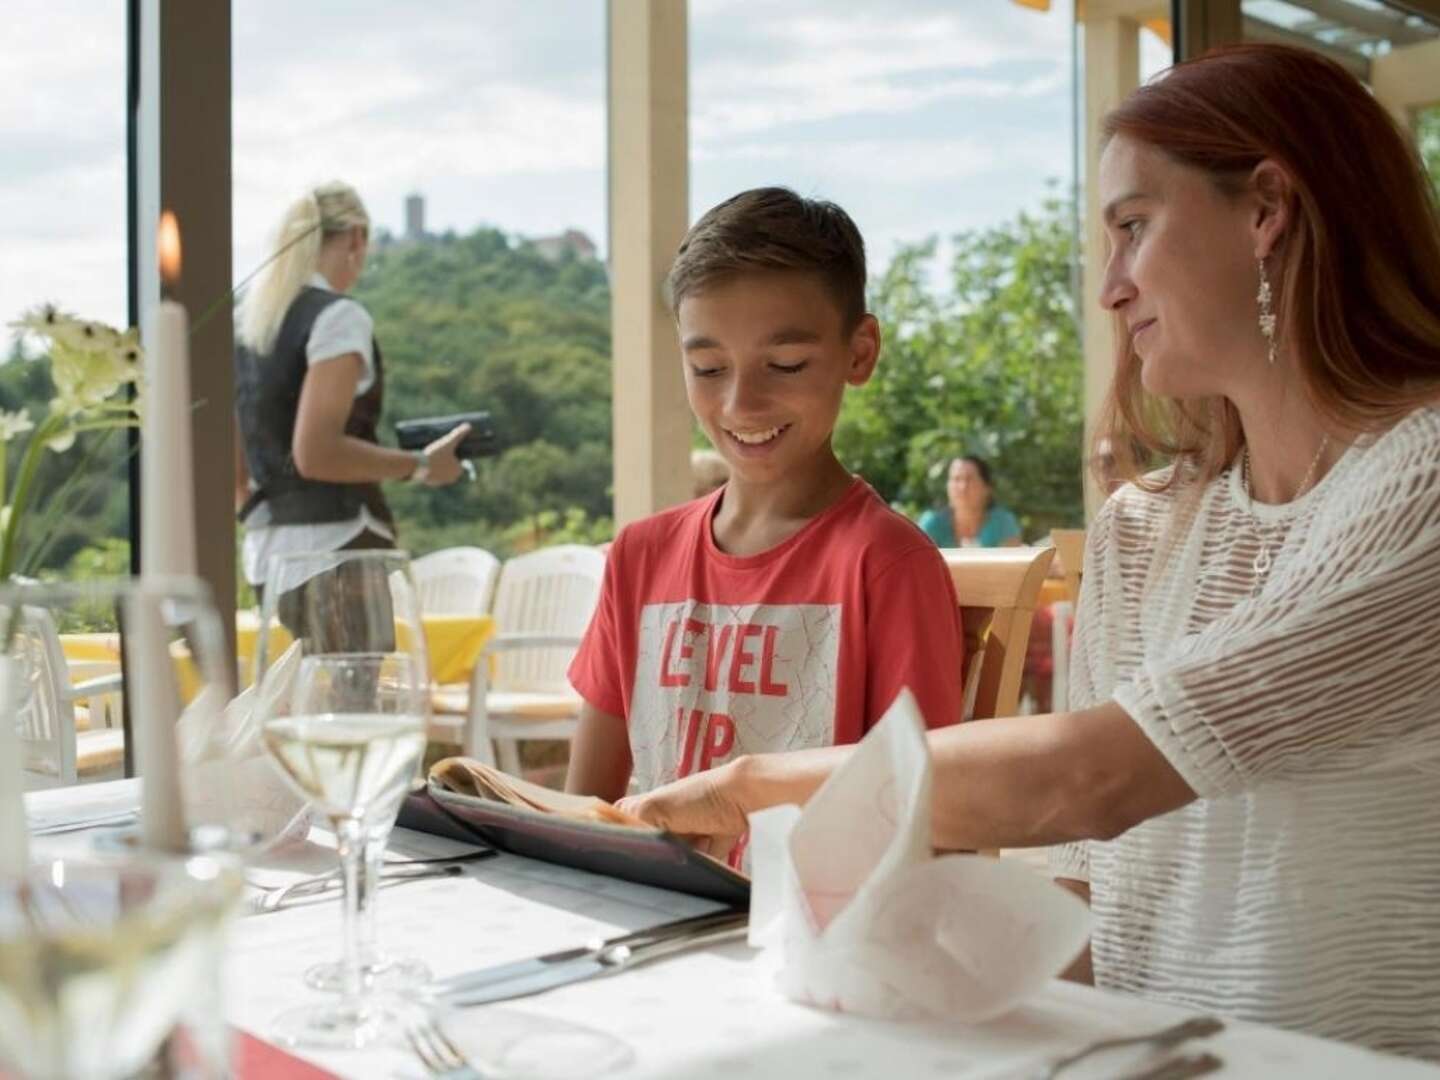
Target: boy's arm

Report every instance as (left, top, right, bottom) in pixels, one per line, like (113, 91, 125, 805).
(866, 545, 967, 730)
(565, 701, 632, 802)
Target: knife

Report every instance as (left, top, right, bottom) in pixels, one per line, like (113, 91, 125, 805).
(432, 908, 749, 1007)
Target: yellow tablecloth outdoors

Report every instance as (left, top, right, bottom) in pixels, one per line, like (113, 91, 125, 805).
(60, 612, 495, 702)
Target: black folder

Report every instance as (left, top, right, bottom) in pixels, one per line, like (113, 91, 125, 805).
(397, 782, 750, 908)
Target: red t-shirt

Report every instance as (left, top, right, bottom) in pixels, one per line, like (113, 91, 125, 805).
(568, 478, 966, 792)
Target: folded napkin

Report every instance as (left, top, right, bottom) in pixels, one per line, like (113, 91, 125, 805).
(177, 642, 312, 851)
(747, 688, 1090, 1022)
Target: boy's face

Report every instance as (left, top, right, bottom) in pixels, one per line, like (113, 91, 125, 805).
(677, 271, 879, 486)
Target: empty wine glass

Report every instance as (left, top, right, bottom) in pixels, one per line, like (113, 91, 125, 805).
(256, 549, 431, 1049)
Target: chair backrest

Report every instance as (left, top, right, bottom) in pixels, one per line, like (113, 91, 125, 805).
(942, 547, 1056, 720)
(11, 605, 79, 784)
(412, 547, 502, 616)
(491, 544, 607, 693)
(1050, 528, 1086, 607)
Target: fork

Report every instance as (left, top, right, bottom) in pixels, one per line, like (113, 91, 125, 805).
(1033, 1016, 1224, 1079)
(406, 1016, 484, 1080)
(249, 863, 467, 914)
(1116, 1052, 1224, 1080)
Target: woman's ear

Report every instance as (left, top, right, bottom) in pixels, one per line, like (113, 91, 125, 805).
(1249, 159, 1293, 262)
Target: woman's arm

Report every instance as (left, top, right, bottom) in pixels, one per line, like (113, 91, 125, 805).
(234, 424, 251, 513)
(619, 701, 1197, 851)
(292, 352, 468, 485)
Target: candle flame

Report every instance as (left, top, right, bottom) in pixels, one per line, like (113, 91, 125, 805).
(158, 211, 182, 287)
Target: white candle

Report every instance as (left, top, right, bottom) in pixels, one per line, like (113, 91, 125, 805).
(0, 655, 29, 873)
(134, 210, 194, 852)
(141, 211, 197, 579)
(128, 591, 187, 852)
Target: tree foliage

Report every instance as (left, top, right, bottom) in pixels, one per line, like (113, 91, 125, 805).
(837, 192, 1084, 536)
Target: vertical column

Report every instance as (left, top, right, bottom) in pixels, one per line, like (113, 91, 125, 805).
(1372, 39, 1440, 133)
(608, 0, 692, 528)
(1175, 0, 1242, 59)
(136, 0, 236, 649)
(1080, 14, 1140, 518)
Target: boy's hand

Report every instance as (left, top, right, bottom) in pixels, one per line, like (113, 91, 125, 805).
(616, 759, 751, 859)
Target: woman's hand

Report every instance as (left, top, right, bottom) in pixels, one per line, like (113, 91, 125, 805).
(616, 759, 753, 859)
(418, 422, 472, 486)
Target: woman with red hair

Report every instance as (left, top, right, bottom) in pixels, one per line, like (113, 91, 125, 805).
(618, 45, 1440, 1060)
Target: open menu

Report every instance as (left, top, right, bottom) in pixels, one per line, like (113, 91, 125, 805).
(396, 758, 750, 908)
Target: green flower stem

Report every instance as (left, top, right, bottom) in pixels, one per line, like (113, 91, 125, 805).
(0, 415, 66, 581)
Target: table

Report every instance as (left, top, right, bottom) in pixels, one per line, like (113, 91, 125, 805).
(22, 783, 1439, 1079)
(60, 611, 495, 694)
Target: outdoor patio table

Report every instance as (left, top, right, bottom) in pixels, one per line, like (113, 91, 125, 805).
(22, 781, 1440, 1079)
(58, 610, 495, 696)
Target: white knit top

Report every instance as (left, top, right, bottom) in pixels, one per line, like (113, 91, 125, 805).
(1050, 406, 1440, 1062)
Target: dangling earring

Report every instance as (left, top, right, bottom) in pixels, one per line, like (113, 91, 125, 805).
(1257, 258, 1277, 366)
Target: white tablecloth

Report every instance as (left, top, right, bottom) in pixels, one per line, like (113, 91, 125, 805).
(23, 781, 1440, 1079)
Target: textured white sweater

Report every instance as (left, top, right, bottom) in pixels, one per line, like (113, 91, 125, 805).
(1051, 406, 1440, 1061)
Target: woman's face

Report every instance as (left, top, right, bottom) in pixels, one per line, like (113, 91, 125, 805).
(1098, 136, 1270, 399)
(946, 459, 989, 511)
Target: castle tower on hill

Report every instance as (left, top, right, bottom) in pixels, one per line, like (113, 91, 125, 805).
(404, 193, 425, 241)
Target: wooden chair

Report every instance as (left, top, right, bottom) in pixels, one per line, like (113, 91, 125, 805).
(1050, 528, 1086, 607)
(941, 546, 1057, 722)
(942, 547, 1056, 858)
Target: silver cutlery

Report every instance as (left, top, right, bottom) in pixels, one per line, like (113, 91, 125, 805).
(248, 861, 471, 914)
(1034, 1016, 1224, 1079)
(29, 811, 138, 836)
(406, 1016, 485, 1080)
(433, 908, 749, 1006)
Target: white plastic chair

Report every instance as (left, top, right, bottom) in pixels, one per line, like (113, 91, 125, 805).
(13, 606, 125, 790)
(442, 545, 605, 772)
(412, 547, 501, 616)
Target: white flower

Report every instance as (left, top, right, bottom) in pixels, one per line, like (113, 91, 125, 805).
(0, 409, 33, 442)
(48, 342, 139, 416)
(44, 426, 77, 454)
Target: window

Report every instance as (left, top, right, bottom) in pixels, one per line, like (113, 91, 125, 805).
(232, 2, 611, 572)
(0, 0, 131, 578)
(691, 0, 1085, 535)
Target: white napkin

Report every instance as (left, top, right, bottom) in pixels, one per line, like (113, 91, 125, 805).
(177, 641, 311, 851)
(747, 688, 1091, 1022)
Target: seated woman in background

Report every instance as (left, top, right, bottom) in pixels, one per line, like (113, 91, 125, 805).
(917, 455, 1022, 547)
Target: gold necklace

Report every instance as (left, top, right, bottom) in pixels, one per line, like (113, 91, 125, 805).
(1241, 434, 1330, 578)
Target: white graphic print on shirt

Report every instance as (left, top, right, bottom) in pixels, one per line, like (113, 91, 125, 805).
(628, 601, 840, 792)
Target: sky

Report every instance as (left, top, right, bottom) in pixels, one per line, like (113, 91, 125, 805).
(1, 0, 1171, 342)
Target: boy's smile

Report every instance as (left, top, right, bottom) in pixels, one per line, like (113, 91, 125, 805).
(677, 270, 879, 490)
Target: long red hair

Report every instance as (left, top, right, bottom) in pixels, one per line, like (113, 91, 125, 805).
(1098, 43, 1440, 491)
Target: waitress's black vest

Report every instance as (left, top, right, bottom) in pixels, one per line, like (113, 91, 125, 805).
(235, 287, 394, 527)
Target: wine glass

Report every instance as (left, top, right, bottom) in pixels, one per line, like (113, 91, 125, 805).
(0, 852, 243, 1080)
(255, 549, 431, 1049)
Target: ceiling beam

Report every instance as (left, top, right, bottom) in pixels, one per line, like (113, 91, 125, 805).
(1242, 15, 1371, 79)
(1290, 0, 1437, 47)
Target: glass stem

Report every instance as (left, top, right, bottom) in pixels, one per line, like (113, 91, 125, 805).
(356, 826, 385, 973)
(334, 816, 366, 1016)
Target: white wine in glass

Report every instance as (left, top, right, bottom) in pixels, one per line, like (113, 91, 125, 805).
(257, 549, 431, 1050)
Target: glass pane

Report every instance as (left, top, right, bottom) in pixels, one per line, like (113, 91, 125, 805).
(0, 2, 130, 579)
(232, 1, 610, 603)
(1419, 104, 1440, 199)
(1242, 0, 1440, 80)
(692, 0, 1085, 537)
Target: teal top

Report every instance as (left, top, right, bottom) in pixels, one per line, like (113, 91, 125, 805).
(917, 505, 1022, 548)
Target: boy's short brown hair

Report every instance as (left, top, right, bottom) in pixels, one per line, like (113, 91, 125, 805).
(665, 187, 867, 330)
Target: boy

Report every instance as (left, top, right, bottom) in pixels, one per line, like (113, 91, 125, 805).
(565, 187, 965, 802)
